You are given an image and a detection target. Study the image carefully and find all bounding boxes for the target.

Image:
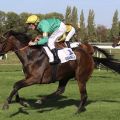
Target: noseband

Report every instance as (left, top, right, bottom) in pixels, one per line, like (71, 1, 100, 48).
(0, 34, 28, 55)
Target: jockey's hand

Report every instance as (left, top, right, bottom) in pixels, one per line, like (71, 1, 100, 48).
(34, 37, 40, 42)
(28, 41, 36, 46)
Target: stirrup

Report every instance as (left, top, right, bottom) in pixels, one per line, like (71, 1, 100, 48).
(65, 41, 71, 48)
(50, 48, 60, 64)
(51, 56, 60, 64)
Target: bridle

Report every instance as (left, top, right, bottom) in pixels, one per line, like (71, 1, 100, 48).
(0, 35, 8, 55)
(0, 34, 29, 55)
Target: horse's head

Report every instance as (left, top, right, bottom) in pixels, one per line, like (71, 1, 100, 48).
(112, 36, 120, 47)
(0, 30, 30, 55)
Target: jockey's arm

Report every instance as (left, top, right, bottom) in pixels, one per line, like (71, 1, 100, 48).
(36, 32, 48, 45)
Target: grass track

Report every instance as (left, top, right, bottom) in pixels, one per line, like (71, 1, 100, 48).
(0, 65, 120, 120)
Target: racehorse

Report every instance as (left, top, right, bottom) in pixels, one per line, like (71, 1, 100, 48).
(0, 30, 94, 113)
(0, 30, 120, 113)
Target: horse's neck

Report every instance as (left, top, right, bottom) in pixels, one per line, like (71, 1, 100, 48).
(15, 47, 43, 65)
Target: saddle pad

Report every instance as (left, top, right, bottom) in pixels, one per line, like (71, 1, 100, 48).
(70, 42, 80, 48)
(43, 47, 76, 63)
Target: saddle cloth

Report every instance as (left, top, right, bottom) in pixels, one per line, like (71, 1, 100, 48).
(43, 42, 80, 63)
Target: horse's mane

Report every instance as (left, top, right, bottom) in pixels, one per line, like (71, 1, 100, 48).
(4, 30, 31, 44)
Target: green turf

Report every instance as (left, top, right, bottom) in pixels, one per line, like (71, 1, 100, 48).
(0, 65, 120, 120)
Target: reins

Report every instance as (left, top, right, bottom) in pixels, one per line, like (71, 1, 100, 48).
(0, 34, 29, 55)
(0, 45, 29, 56)
(18, 45, 29, 51)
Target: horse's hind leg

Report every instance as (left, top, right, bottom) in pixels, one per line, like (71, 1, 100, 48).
(14, 92, 29, 107)
(53, 79, 69, 95)
(36, 79, 69, 104)
(77, 80, 87, 113)
(75, 70, 91, 113)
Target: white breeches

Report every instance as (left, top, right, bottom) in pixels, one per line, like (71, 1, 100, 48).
(65, 27, 75, 41)
(48, 22, 66, 50)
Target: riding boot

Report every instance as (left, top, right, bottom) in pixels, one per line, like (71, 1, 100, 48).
(65, 41, 71, 48)
(51, 48, 60, 64)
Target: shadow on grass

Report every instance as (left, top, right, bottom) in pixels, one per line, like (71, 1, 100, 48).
(9, 95, 120, 117)
(9, 95, 79, 117)
(91, 75, 112, 79)
(10, 107, 29, 117)
(27, 95, 79, 110)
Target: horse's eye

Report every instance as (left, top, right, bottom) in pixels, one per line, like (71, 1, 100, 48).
(0, 36, 6, 43)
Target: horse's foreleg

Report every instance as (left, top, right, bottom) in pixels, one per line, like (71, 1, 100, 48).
(36, 79, 69, 104)
(2, 77, 37, 110)
(2, 79, 25, 110)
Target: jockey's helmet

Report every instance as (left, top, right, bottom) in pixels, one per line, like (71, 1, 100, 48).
(26, 15, 39, 25)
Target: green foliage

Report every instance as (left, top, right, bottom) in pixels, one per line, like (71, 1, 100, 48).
(0, 8, 120, 43)
(65, 6, 72, 24)
(79, 10, 86, 41)
(71, 6, 78, 28)
(19, 12, 31, 26)
(5, 12, 20, 30)
(87, 9, 96, 42)
(96, 25, 108, 42)
(111, 10, 119, 37)
(0, 11, 6, 34)
(44, 12, 64, 20)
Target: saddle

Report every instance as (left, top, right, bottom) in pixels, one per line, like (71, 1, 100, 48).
(32, 35, 80, 63)
(43, 42, 80, 64)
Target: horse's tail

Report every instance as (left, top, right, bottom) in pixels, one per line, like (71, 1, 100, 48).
(93, 46, 113, 59)
(93, 57, 120, 73)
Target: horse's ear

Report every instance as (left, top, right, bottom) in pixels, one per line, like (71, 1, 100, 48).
(4, 30, 15, 36)
(8, 30, 16, 35)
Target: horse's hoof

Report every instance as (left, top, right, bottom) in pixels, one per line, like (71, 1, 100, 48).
(75, 107, 86, 114)
(35, 100, 43, 105)
(2, 104, 9, 110)
(20, 100, 29, 107)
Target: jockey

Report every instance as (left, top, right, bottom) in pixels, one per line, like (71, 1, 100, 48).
(26, 15, 66, 64)
(59, 24, 75, 47)
(65, 24, 76, 47)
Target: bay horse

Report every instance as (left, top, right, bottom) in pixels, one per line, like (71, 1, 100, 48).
(0, 30, 120, 113)
(0, 30, 94, 113)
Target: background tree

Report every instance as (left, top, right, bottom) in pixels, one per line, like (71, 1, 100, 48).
(111, 10, 119, 38)
(78, 10, 86, 41)
(65, 6, 72, 24)
(0, 11, 6, 34)
(71, 6, 78, 28)
(96, 25, 108, 42)
(19, 12, 30, 26)
(119, 21, 120, 35)
(87, 9, 96, 42)
(45, 12, 64, 20)
(5, 12, 20, 30)
(0, 7, 119, 43)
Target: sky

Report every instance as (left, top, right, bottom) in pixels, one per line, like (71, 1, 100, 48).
(0, 0, 120, 28)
